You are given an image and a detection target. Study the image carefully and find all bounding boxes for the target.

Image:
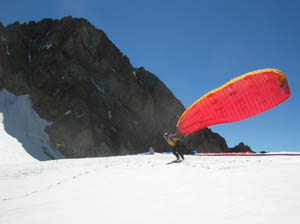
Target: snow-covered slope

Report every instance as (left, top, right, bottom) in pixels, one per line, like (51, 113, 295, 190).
(1, 153, 300, 224)
(0, 89, 62, 164)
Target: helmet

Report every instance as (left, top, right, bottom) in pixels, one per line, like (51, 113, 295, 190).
(164, 132, 168, 136)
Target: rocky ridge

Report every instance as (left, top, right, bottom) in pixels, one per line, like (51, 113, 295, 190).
(0, 17, 252, 159)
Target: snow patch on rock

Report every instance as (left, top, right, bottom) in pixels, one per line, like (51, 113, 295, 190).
(0, 89, 62, 164)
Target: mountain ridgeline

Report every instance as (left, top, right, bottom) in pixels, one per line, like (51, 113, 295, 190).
(0, 17, 252, 158)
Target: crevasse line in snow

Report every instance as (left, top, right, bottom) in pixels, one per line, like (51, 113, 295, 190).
(91, 78, 105, 94)
(1, 34, 11, 56)
(28, 40, 32, 90)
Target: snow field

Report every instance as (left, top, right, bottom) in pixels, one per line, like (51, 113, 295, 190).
(1, 154, 300, 224)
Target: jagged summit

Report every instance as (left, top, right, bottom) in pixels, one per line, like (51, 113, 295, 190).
(0, 17, 252, 158)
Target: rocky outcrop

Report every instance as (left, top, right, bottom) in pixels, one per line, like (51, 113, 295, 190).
(183, 128, 229, 153)
(0, 17, 252, 158)
(229, 142, 252, 153)
(183, 129, 253, 153)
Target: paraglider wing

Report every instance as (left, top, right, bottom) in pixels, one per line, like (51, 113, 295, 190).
(177, 69, 291, 135)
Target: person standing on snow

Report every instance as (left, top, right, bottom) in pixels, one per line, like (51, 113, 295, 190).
(163, 133, 184, 160)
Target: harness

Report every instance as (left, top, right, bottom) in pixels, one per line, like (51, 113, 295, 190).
(167, 136, 180, 147)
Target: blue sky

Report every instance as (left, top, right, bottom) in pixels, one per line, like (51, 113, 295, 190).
(1, 0, 299, 152)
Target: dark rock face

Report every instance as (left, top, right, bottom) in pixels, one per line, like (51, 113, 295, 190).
(183, 128, 229, 153)
(0, 17, 252, 158)
(183, 129, 253, 153)
(229, 142, 252, 153)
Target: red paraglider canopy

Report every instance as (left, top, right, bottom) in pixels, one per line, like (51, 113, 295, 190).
(177, 69, 291, 135)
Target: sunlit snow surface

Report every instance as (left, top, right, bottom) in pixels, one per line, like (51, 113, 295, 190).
(1, 153, 300, 224)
